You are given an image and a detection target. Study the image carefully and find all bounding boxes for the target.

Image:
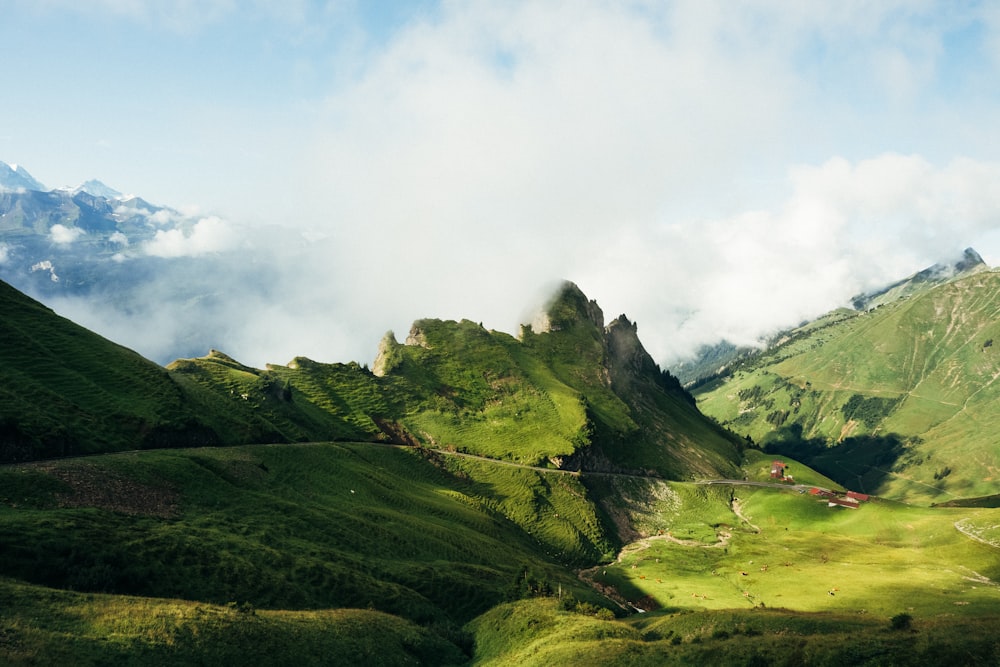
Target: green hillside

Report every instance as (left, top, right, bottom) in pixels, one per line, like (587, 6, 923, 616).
(694, 270, 1000, 503)
(0, 278, 740, 484)
(172, 281, 743, 481)
(5, 443, 1000, 664)
(0, 281, 258, 461)
(0, 442, 616, 663)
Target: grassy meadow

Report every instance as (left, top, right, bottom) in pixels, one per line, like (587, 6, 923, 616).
(0, 442, 617, 663)
(3, 443, 1000, 664)
(588, 448, 1000, 617)
(469, 453, 1000, 665)
(469, 597, 1000, 666)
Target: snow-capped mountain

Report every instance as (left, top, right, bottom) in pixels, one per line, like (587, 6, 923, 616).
(69, 179, 124, 200)
(0, 161, 46, 191)
(0, 160, 273, 364)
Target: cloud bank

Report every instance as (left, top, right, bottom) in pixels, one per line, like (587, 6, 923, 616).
(280, 2, 1000, 367)
(143, 216, 239, 258)
(9, 1, 1000, 371)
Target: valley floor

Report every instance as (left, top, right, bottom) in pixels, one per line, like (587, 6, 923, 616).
(2, 443, 999, 665)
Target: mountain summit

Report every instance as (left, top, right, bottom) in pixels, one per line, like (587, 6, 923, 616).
(675, 247, 992, 386)
(0, 161, 45, 191)
(70, 179, 123, 199)
(851, 246, 988, 310)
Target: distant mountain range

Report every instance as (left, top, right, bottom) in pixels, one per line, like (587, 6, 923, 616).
(0, 159, 176, 293)
(0, 161, 122, 198)
(0, 159, 282, 363)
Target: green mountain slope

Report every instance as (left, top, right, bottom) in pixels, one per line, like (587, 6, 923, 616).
(1, 277, 739, 483)
(678, 247, 989, 388)
(174, 281, 743, 481)
(694, 270, 1000, 503)
(0, 281, 229, 461)
(0, 442, 615, 662)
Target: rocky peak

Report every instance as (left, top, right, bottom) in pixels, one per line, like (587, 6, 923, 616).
(605, 314, 659, 378)
(0, 161, 45, 191)
(372, 331, 400, 377)
(955, 247, 987, 273)
(405, 322, 431, 348)
(533, 280, 604, 333)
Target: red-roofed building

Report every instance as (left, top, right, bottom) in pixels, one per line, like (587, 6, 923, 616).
(846, 491, 870, 502)
(770, 461, 787, 479)
(828, 497, 860, 509)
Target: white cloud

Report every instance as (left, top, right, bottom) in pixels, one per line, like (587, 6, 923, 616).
(10, 0, 1000, 372)
(143, 216, 239, 257)
(109, 231, 129, 246)
(49, 224, 85, 245)
(116, 203, 154, 219)
(30, 260, 59, 282)
(573, 153, 1000, 364)
(147, 209, 176, 225)
(0, 244, 9, 264)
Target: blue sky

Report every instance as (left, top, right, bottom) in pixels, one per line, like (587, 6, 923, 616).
(3, 1, 1000, 366)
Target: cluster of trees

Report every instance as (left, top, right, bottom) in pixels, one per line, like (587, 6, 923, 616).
(840, 394, 901, 428)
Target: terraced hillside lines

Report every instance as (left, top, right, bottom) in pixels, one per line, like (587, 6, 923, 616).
(0, 281, 222, 460)
(0, 442, 616, 657)
(0, 578, 470, 666)
(168, 353, 360, 444)
(694, 270, 1000, 503)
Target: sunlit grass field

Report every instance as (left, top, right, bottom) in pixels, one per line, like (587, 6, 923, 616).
(471, 461, 1000, 666)
(596, 483, 1000, 618)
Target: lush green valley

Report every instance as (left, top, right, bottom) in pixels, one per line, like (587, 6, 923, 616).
(4, 444, 999, 665)
(2, 277, 1000, 664)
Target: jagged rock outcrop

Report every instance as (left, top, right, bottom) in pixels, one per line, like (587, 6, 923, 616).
(372, 331, 400, 377)
(537, 281, 605, 333)
(405, 323, 431, 348)
(605, 315, 658, 379)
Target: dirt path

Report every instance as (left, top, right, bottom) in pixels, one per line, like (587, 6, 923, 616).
(730, 497, 760, 533)
(955, 518, 1000, 549)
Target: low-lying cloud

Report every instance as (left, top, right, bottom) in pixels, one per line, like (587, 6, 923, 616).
(143, 216, 239, 258)
(49, 223, 85, 245)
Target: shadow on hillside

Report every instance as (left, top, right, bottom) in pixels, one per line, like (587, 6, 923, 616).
(760, 424, 906, 495)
